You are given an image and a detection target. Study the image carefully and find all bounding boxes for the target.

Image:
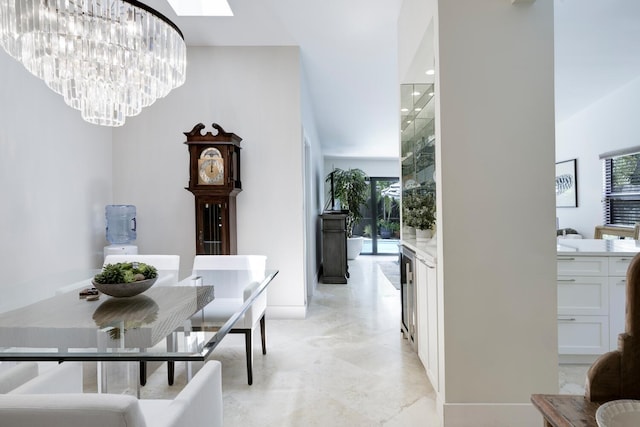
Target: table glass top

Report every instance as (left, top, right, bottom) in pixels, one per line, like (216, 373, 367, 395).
(0, 269, 278, 362)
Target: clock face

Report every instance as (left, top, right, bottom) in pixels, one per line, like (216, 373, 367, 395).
(198, 147, 224, 185)
(200, 147, 221, 160)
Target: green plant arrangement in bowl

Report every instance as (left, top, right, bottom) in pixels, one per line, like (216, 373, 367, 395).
(92, 262, 158, 298)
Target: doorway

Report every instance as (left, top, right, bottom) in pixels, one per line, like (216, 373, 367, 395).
(358, 177, 400, 255)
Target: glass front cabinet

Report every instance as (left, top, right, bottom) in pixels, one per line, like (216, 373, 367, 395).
(400, 83, 436, 236)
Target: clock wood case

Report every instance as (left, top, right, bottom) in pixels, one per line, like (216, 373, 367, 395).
(184, 123, 242, 255)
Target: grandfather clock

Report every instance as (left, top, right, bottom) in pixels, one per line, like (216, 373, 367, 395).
(184, 123, 242, 255)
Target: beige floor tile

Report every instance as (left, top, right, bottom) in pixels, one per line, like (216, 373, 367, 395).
(83, 255, 582, 425)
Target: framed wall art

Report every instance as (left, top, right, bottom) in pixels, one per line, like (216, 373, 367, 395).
(556, 159, 577, 208)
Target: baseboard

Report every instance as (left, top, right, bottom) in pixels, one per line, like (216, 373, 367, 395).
(266, 305, 307, 319)
(442, 402, 541, 427)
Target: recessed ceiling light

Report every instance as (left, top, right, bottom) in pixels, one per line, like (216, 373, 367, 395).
(407, 120, 412, 124)
(400, 108, 409, 112)
(412, 91, 420, 96)
(426, 69, 435, 75)
(167, 0, 233, 16)
(429, 92, 434, 97)
(415, 108, 421, 112)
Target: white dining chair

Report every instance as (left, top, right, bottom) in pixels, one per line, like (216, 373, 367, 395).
(103, 254, 180, 286)
(170, 255, 268, 385)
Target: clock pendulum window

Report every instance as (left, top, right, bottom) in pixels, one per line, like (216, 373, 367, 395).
(184, 123, 242, 255)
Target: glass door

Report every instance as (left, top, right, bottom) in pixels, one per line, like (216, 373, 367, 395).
(359, 177, 400, 255)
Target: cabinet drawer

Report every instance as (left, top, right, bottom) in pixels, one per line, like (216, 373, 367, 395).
(558, 315, 608, 355)
(557, 277, 608, 315)
(609, 256, 634, 277)
(322, 217, 346, 231)
(557, 256, 607, 276)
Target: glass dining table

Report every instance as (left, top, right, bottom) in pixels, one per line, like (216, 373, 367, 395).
(0, 268, 278, 394)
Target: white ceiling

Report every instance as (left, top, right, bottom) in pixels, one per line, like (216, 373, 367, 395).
(554, 0, 640, 122)
(145, 0, 640, 158)
(146, 0, 403, 158)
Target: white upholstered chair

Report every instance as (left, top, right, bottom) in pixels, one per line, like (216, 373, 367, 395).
(0, 360, 223, 427)
(172, 255, 267, 385)
(103, 254, 180, 286)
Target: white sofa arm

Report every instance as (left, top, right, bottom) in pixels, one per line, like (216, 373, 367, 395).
(0, 361, 222, 427)
(0, 393, 146, 427)
(140, 360, 223, 427)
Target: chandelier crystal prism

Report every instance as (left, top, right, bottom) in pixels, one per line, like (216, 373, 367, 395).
(0, 0, 187, 126)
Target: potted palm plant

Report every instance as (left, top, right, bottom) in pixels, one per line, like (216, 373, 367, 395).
(326, 168, 368, 259)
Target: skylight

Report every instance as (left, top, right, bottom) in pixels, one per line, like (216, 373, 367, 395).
(166, 0, 234, 16)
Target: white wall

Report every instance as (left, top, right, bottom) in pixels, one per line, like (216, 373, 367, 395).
(435, 1, 557, 425)
(301, 63, 324, 296)
(0, 51, 112, 295)
(112, 46, 307, 318)
(556, 75, 640, 237)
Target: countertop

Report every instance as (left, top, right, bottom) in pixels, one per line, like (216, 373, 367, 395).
(402, 238, 640, 264)
(557, 238, 640, 256)
(401, 238, 437, 264)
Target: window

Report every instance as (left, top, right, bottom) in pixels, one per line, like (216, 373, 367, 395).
(603, 152, 640, 226)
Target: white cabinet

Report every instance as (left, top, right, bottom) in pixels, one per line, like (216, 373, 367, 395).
(557, 255, 609, 356)
(557, 315, 609, 355)
(416, 257, 428, 368)
(609, 256, 634, 276)
(556, 254, 634, 357)
(557, 276, 608, 316)
(609, 256, 633, 349)
(557, 256, 607, 276)
(415, 254, 439, 392)
(609, 276, 626, 350)
(426, 261, 439, 391)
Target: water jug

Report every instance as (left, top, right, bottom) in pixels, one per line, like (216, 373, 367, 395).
(105, 205, 136, 244)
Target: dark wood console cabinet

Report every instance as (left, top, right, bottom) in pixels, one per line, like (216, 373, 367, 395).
(321, 212, 348, 284)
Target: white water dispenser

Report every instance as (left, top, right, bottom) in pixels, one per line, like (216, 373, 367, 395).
(103, 205, 138, 259)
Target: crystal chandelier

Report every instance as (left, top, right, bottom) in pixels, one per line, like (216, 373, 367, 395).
(0, 0, 187, 126)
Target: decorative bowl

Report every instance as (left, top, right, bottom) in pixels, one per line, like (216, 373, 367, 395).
(596, 399, 640, 427)
(91, 278, 157, 298)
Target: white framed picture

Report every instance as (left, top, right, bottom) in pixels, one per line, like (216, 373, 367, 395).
(556, 159, 577, 208)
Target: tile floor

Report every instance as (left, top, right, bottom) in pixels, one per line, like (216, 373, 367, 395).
(137, 254, 439, 426)
(84, 254, 588, 426)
